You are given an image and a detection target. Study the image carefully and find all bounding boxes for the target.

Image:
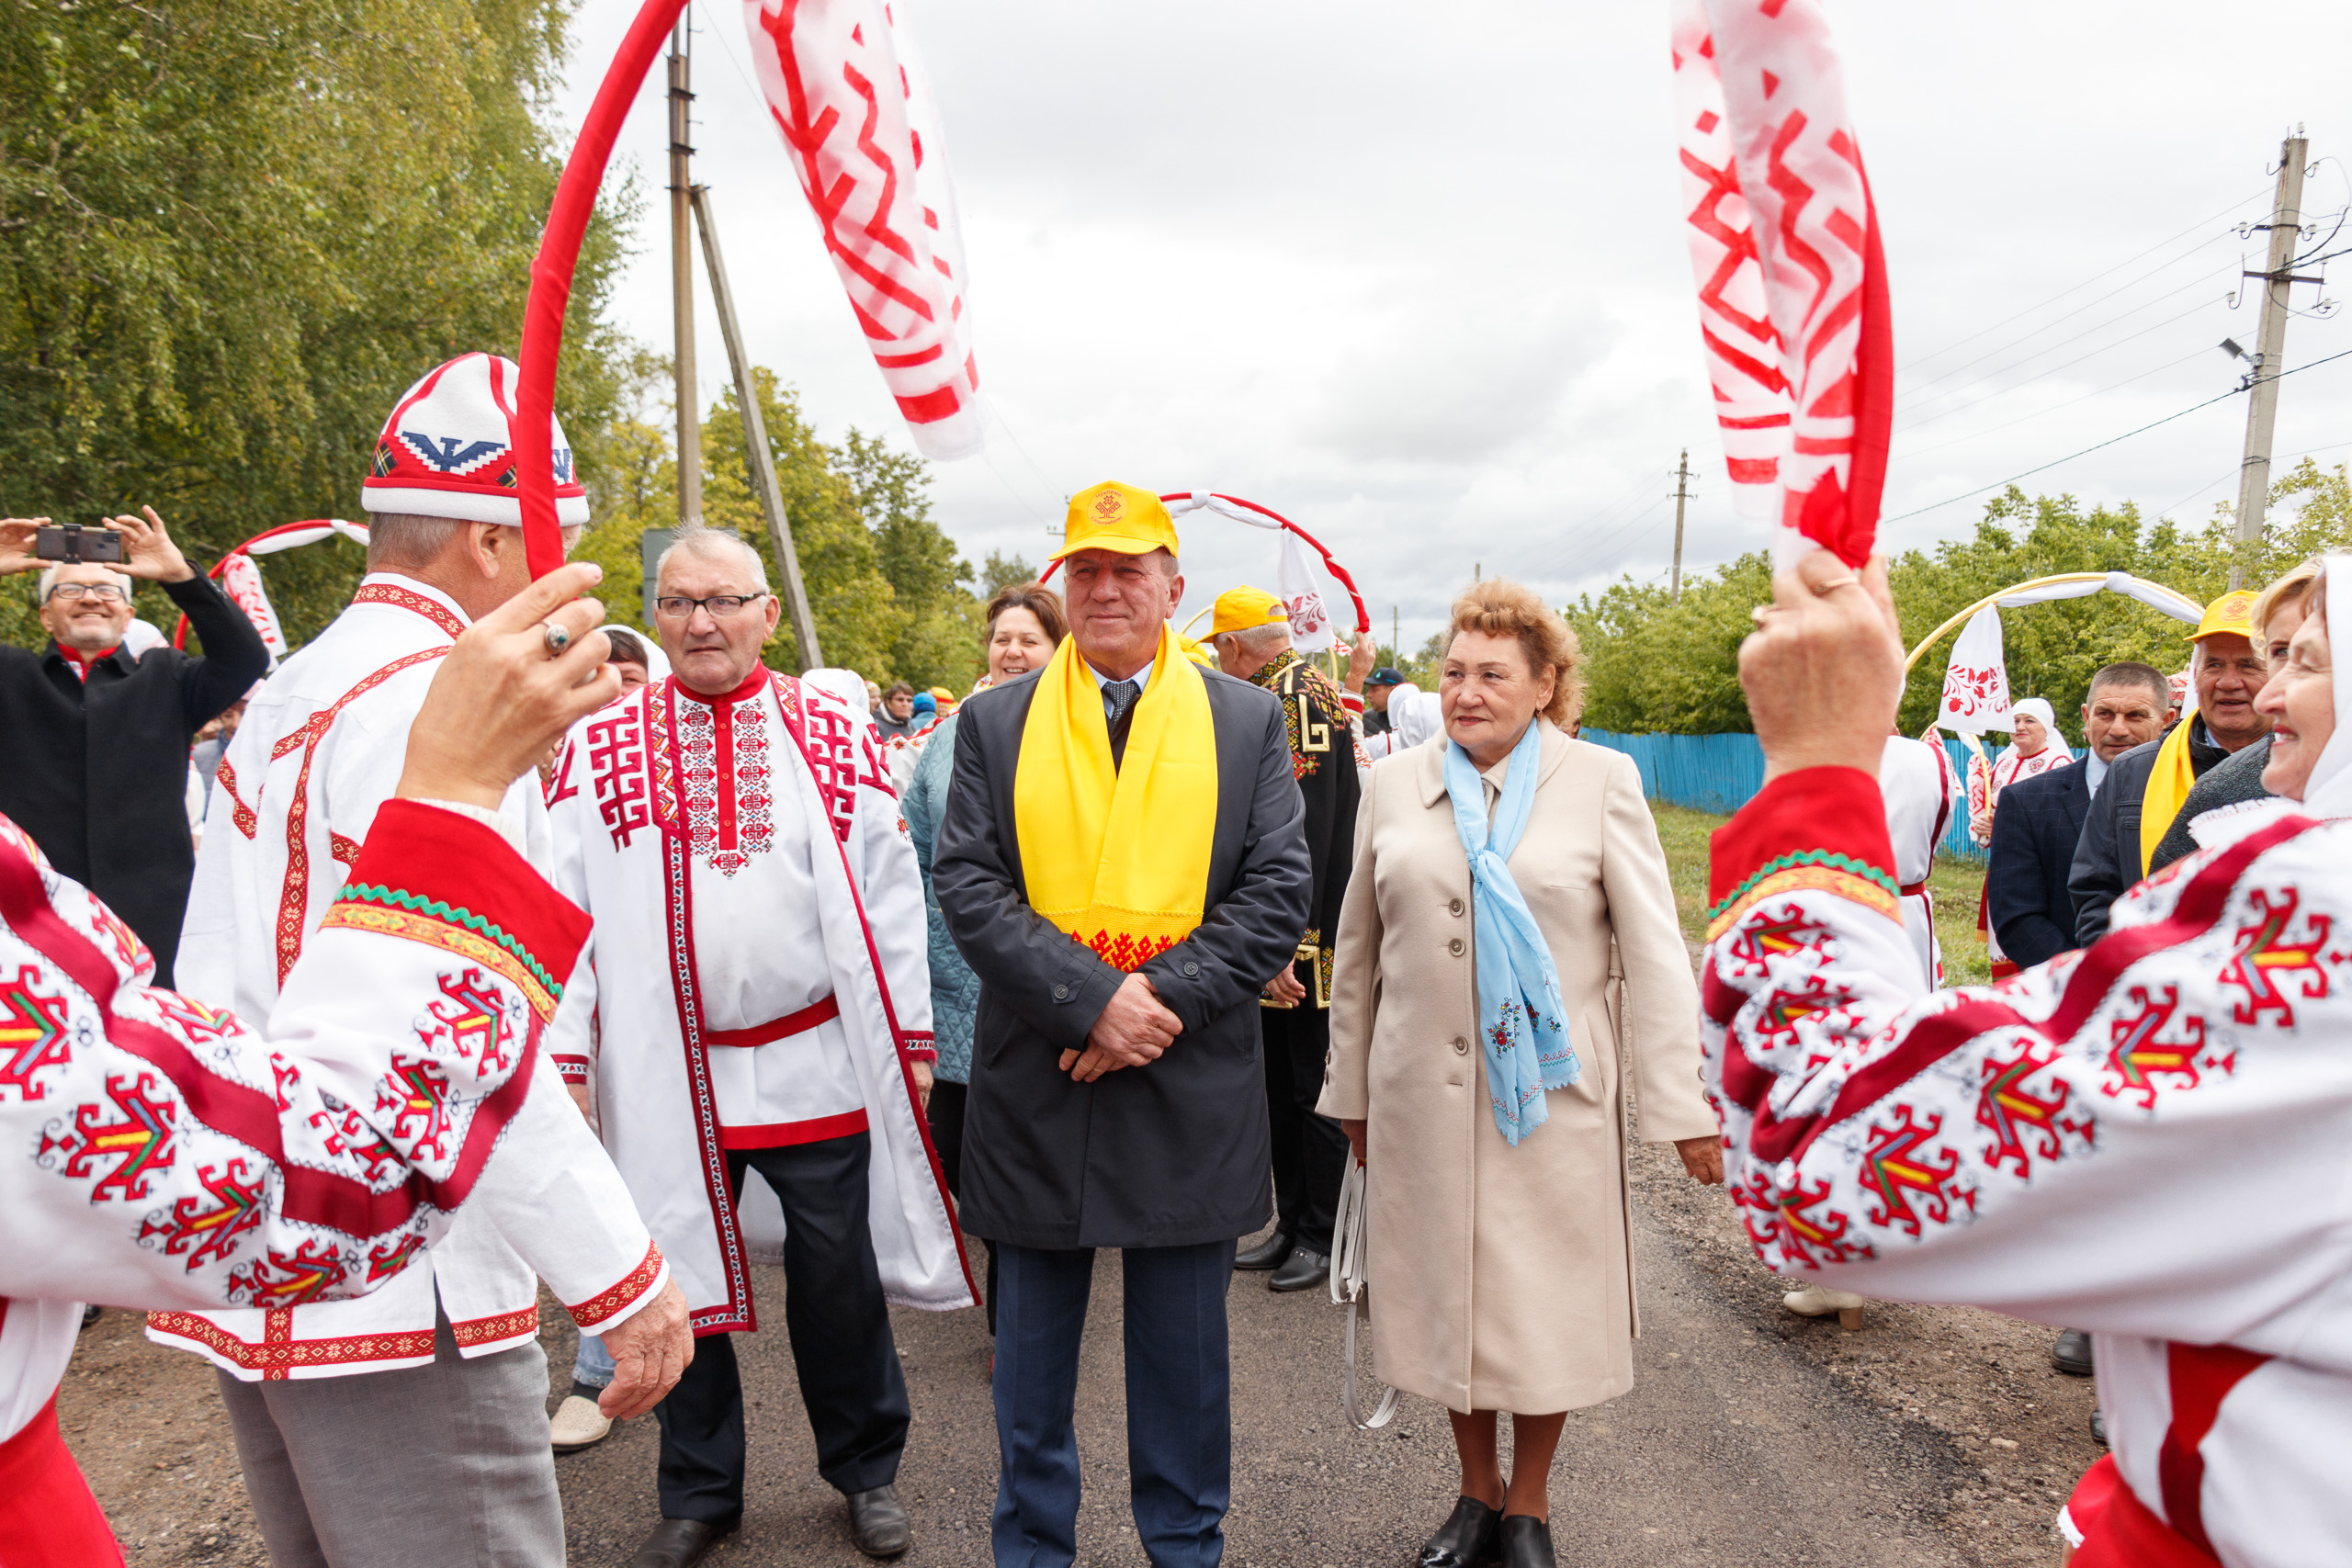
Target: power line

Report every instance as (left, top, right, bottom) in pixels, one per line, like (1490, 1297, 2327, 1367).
(1894, 300, 2225, 437)
(1893, 343, 2215, 458)
(1885, 345, 2352, 524)
(1895, 187, 2270, 375)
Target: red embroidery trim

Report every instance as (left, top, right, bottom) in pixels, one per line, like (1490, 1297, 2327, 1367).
(216, 759, 258, 840)
(449, 1305, 540, 1348)
(351, 582, 469, 639)
(568, 1241, 664, 1328)
(145, 1310, 437, 1378)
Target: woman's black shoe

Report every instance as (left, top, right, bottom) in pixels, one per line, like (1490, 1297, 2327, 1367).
(1499, 1515, 1556, 1568)
(1418, 1495, 1502, 1568)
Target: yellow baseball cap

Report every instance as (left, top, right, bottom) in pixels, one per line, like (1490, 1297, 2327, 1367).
(1211, 585, 1288, 637)
(2188, 589, 2259, 642)
(1053, 481, 1181, 561)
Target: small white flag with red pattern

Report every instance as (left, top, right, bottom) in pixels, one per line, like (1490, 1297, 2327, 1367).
(1670, 0, 1892, 568)
(742, 0, 982, 461)
(219, 553, 288, 661)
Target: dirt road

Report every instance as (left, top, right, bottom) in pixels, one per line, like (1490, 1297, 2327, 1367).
(66, 1141, 2095, 1567)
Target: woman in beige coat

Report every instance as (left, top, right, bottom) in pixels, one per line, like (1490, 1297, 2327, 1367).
(1318, 579, 1723, 1568)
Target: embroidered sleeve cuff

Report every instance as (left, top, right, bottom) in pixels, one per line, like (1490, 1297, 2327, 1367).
(1339, 691, 1364, 715)
(552, 1054, 591, 1086)
(901, 1031, 937, 1063)
(324, 800, 592, 1025)
(1704, 768, 1900, 943)
(567, 1241, 667, 1331)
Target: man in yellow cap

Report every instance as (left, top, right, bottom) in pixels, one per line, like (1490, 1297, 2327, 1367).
(932, 483, 1311, 1568)
(2068, 588, 2272, 943)
(1207, 586, 1363, 1295)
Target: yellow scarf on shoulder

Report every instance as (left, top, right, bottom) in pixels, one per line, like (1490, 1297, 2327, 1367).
(1014, 626, 1219, 970)
(2136, 719, 2202, 875)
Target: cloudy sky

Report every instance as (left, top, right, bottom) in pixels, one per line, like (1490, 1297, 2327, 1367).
(556, 0, 2352, 652)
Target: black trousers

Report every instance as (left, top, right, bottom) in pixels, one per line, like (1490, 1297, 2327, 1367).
(1261, 1002, 1349, 1254)
(653, 1132, 909, 1524)
(923, 1078, 1000, 1336)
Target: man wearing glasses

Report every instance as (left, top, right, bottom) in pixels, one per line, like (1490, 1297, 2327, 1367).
(545, 525, 967, 1567)
(0, 505, 267, 984)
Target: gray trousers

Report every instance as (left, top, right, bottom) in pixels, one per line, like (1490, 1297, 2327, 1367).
(214, 1309, 564, 1568)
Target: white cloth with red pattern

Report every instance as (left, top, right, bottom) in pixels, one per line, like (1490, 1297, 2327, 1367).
(1879, 736, 1952, 988)
(155, 575, 663, 1379)
(0, 798, 601, 1438)
(544, 671, 971, 1335)
(1702, 766, 2352, 1567)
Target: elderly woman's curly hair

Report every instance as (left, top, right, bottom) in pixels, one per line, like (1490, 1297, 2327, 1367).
(1447, 578, 1584, 728)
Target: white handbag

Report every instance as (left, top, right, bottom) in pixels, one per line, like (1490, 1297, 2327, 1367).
(1329, 1155, 1399, 1429)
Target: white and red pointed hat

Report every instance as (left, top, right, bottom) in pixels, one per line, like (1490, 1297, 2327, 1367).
(361, 352, 590, 526)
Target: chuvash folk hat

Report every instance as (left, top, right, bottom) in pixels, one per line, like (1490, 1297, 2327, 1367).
(363, 353, 591, 527)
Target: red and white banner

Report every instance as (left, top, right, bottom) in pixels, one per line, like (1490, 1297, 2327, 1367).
(1277, 530, 1336, 653)
(218, 552, 288, 660)
(1670, 0, 1891, 568)
(1936, 606, 2010, 736)
(743, 0, 982, 461)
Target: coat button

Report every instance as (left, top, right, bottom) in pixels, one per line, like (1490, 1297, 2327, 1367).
(1453, 1037, 1470, 1055)
(1052, 984, 1069, 1000)
(1448, 937, 1464, 956)
(1182, 960, 1200, 976)
(1449, 898, 1464, 917)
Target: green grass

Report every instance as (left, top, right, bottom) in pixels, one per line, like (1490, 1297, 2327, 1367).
(1648, 802, 1992, 987)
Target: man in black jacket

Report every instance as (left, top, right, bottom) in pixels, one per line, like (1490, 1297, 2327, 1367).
(0, 507, 268, 985)
(2070, 595, 2270, 943)
(1209, 586, 1363, 1295)
(1985, 662, 2169, 969)
(933, 483, 1310, 1568)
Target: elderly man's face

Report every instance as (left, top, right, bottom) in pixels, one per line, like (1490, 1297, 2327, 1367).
(40, 564, 134, 653)
(1062, 548, 1182, 681)
(2196, 633, 2270, 749)
(654, 549, 780, 697)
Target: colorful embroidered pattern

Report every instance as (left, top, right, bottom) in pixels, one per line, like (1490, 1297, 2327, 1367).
(39, 1072, 178, 1200)
(138, 1159, 269, 1268)
(351, 581, 469, 639)
(568, 1241, 666, 1328)
(0, 965, 74, 1100)
(1705, 852, 1901, 942)
(145, 1310, 436, 1379)
(321, 886, 561, 1021)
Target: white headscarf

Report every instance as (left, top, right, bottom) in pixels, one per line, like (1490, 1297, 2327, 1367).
(2301, 557, 2351, 816)
(2007, 696, 2058, 750)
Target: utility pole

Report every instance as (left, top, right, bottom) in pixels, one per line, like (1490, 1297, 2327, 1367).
(2231, 128, 2311, 585)
(1391, 604, 1399, 662)
(668, 19, 701, 530)
(1669, 448, 1691, 603)
(692, 186, 825, 671)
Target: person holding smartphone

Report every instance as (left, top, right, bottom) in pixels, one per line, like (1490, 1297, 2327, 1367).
(0, 505, 268, 986)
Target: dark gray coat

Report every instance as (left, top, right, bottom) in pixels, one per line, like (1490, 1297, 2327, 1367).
(932, 663, 1313, 1250)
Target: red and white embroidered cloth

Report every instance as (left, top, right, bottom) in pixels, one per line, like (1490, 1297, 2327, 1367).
(1671, 0, 1891, 567)
(741, 0, 982, 461)
(159, 575, 664, 1380)
(1879, 736, 1951, 988)
(547, 671, 969, 1335)
(1702, 769, 2352, 1567)
(0, 800, 590, 1442)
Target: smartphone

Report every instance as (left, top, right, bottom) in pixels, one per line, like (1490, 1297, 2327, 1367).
(34, 525, 127, 565)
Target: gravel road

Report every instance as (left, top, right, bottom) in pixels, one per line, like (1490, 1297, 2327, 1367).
(66, 1142, 2096, 1567)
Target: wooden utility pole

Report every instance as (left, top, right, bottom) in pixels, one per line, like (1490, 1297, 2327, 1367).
(668, 20, 701, 529)
(2231, 129, 2311, 585)
(691, 185, 825, 671)
(1669, 448, 1691, 603)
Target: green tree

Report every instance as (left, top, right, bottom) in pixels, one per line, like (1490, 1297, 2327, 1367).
(979, 549, 1040, 597)
(0, 0, 640, 651)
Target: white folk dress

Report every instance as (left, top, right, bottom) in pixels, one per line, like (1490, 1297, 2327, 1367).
(0, 799, 594, 1455)
(1702, 769, 2352, 1568)
(153, 575, 665, 1380)
(544, 670, 970, 1334)
(1880, 735, 1954, 988)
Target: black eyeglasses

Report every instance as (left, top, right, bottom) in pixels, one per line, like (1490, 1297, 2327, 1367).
(46, 583, 130, 604)
(653, 592, 769, 620)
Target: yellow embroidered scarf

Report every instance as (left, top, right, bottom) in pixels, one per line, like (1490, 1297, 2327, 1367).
(2136, 719, 2201, 875)
(1014, 626, 1219, 970)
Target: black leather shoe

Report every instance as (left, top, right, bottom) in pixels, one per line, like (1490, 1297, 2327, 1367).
(630, 1518, 734, 1568)
(1235, 1229, 1295, 1270)
(2052, 1327, 2096, 1377)
(1269, 1246, 1330, 1292)
(2091, 1409, 2108, 1447)
(1499, 1515, 1556, 1568)
(1418, 1495, 1502, 1568)
(847, 1484, 910, 1559)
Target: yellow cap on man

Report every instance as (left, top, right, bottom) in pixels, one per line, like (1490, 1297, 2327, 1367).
(1053, 481, 1181, 560)
(1210, 585, 1288, 637)
(2188, 589, 2258, 643)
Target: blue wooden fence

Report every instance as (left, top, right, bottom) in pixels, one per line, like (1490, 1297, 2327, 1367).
(1581, 728, 2041, 863)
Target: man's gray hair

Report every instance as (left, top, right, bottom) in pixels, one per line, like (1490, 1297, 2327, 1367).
(655, 525, 770, 593)
(36, 561, 133, 603)
(1213, 623, 1290, 660)
(366, 513, 466, 570)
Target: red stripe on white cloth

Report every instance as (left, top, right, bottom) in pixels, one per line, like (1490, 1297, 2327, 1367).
(2157, 1341, 2272, 1558)
(704, 993, 842, 1048)
(719, 1108, 869, 1150)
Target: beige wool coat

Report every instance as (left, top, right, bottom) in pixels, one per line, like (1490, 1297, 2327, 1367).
(1317, 719, 1715, 1415)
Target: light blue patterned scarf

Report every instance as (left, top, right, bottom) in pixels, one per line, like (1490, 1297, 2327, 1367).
(1443, 720, 1577, 1145)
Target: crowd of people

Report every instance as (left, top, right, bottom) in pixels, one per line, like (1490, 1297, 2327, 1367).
(0, 350, 2341, 1568)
